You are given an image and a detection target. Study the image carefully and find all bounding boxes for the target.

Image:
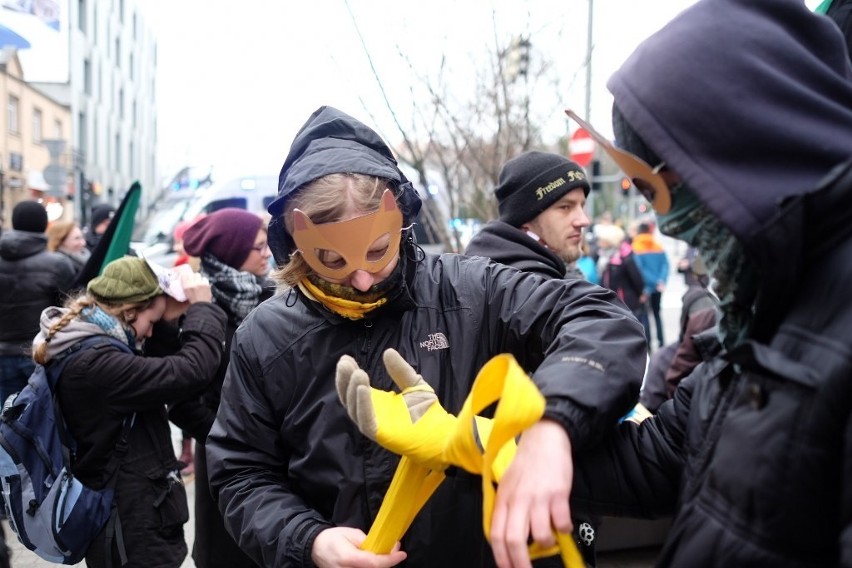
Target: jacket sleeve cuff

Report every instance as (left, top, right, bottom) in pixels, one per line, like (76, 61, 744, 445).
(543, 403, 589, 452)
(286, 515, 334, 567)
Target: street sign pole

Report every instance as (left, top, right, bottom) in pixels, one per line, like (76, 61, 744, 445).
(570, 127, 597, 219)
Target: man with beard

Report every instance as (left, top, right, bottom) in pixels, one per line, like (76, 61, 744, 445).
(465, 152, 591, 280)
(464, 152, 600, 564)
(502, 0, 852, 567)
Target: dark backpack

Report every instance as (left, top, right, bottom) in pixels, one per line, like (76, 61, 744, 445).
(0, 336, 133, 565)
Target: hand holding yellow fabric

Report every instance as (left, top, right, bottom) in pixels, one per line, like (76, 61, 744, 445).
(334, 351, 583, 567)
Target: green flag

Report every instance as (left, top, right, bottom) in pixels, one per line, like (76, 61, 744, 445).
(72, 181, 142, 289)
(814, 0, 834, 14)
(101, 182, 141, 273)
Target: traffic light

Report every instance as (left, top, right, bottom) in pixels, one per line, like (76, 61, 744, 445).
(590, 160, 602, 191)
(505, 36, 531, 81)
(620, 177, 631, 196)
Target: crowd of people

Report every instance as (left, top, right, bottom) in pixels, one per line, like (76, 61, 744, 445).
(0, 0, 849, 567)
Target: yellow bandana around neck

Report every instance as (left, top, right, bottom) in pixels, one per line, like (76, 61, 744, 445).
(298, 278, 387, 320)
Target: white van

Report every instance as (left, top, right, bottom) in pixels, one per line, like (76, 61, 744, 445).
(133, 173, 278, 265)
(182, 173, 278, 221)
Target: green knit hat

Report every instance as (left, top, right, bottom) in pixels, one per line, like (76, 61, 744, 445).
(88, 256, 163, 304)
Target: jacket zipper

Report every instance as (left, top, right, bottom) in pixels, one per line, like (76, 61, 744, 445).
(360, 320, 373, 355)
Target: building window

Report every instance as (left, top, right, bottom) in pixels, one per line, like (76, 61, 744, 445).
(129, 53, 134, 80)
(78, 112, 86, 157)
(132, 100, 136, 128)
(129, 141, 134, 176)
(78, 0, 86, 33)
(132, 12, 137, 40)
(119, 0, 124, 22)
(118, 88, 124, 119)
(54, 119, 62, 139)
(9, 153, 22, 172)
(115, 37, 121, 67)
(93, 3, 97, 44)
(84, 58, 92, 95)
(8, 95, 19, 134)
(93, 114, 98, 164)
(32, 108, 42, 143)
(115, 132, 121, 169)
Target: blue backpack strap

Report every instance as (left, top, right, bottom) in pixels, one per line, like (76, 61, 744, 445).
(47, 336, 134, 462)
(47, 336, 135, 568)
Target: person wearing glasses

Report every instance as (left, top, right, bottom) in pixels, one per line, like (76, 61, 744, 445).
(549, 0, 852, 567)
(203, 105, 647, 568)
(160, 208, 274, 568)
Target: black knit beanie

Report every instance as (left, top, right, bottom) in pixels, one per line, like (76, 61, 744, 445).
(611, 103, 661, 167)
(182, 208, 263, 269)
(12, 200, 48, 233)
(495, 152, 590, 227)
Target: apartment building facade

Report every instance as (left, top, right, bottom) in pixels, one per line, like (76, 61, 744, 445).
(0, 49, 72, 228)
(5, 0, 159, 228)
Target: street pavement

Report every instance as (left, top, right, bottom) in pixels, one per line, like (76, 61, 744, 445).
(4, 236, 688, 567)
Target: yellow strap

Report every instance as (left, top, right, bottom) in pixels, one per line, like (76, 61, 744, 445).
(361, 457, 445, 553)
(371, 392, 459, 472)
(361, 354, 583, 567)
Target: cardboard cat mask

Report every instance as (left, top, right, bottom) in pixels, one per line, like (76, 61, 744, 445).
(292, 189, 403, 280)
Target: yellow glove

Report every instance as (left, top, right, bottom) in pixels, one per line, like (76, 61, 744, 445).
(335, 350, 458, 471)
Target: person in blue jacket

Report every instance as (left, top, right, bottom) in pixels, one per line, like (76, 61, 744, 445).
(630, 221, 669, 349)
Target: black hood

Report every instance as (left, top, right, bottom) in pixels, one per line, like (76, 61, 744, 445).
(267, 106, 422, 264)
(464, 220, 566, 279)
(607, 0, 852, 259)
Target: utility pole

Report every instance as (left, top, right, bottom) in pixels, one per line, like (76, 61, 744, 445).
(585, 0, 596, 215)
(585, 0, 594, 121)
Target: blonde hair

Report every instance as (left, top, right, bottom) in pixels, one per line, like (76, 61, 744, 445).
(32, 292, 153, 364)
(46, 221, 77, 252)
(595, 224, 626, 248)
(273, 173, 391, 287)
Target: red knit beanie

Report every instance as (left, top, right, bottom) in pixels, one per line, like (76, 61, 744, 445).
(182, 208, 263, 268)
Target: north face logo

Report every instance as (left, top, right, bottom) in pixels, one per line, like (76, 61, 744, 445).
(419, 332, 449, 351)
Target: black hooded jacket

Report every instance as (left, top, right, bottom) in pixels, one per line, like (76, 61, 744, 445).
(206, 107, 648, 567)
(464, 220, 568, 279)
(570, 1, 852, 566)
(0, 230, 76, 354)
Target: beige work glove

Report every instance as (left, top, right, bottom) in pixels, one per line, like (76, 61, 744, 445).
(335, 349, 455, 469)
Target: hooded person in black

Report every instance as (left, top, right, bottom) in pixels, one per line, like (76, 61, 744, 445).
(205, 106, 648, 567)
(560, 0, 852, 566)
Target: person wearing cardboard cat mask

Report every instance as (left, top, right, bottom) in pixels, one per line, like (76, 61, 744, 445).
(205, 106, 647, 568)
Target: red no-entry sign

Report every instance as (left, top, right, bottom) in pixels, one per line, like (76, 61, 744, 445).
(569, 127, 596, 168)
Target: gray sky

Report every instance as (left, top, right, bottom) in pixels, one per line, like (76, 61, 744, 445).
(148, 1, 701, 182)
